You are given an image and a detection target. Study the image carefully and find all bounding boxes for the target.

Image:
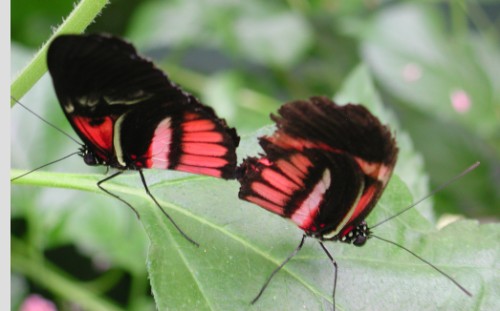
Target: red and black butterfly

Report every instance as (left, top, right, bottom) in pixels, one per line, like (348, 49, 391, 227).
(43, 33, 240, 243)
(238, 96, 397, 245)
(237, 97, 396, 303)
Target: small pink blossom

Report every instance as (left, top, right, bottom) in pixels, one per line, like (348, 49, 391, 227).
(450, 89, 471, 114)
(20, 294, 57, 311)
(402, 63, 422, 82)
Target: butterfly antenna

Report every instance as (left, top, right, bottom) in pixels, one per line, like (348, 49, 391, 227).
(251, 235, 307, 305)
(11, 151, 81, 181)
(371, 161, 480, 229)
(372, 234, 472, 296)
(11, 96, 81, 145)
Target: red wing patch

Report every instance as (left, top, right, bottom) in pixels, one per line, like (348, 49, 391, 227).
(264, 133, 338, 154)
(175, 112, 233, 178)
(344, 184, 377, 228)
(238, 152, 319, 226)
(145, 111, 237, 179)
(182, 119, 217, 132)
(354, 157, 394, 184)
(245, 195, 283, 215)
(71, 115, 114, 160)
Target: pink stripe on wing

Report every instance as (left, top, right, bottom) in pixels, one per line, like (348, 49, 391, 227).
(291, 169, 331, 230)
(150, 117, 172, 169)
(290, 154, 312, 174)
(183, 131, 223, 143)
(261, 168, 297, 195)
(182, 119, 216, 132)
(245, 195, 284, 215)
(180, 154, 228, 167)
(276, 159, 306, 186)
(251, 182, 289, 206)
(175, 164, 222, 177)
(183, 143, 227, 156)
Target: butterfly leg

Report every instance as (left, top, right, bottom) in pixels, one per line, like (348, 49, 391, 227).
(138, 170, 199, 247)
(97, 171, 140, 219)
(319, 242, 338, 311)
(251, 234, 307, 305)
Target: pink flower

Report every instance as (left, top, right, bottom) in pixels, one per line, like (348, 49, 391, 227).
(402, 63, 422, 82)
(20, 294, 57, 311)
(450, 89, 471, 114)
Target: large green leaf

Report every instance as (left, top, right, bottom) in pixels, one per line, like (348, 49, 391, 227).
(11, 166, 497, 310)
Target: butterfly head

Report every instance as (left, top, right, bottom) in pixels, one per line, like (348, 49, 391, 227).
(334, 221, 371, 247)
(79, 145, 104, 166)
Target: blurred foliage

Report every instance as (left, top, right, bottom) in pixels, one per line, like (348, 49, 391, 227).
(11, 0, 500, 310)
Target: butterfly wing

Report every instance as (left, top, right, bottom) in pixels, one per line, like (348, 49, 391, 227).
(267, 96, 397, 166)
(47, 34, 178, 163)
(239, 142, 366, 236)
(47, 34, 239, 178)
(238, 97, 398, 237)
(117, 95, 239, 179)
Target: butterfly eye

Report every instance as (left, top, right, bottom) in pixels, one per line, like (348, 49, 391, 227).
(353, 234, 367, 246)
(82, 150, 99, 166)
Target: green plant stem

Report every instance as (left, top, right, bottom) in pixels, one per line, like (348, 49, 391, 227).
(450, 0, 467, 39)
(10, 0, 110, 106)
(128, 271, 149, 309)
(85, 269, 125, 294)
(12, 237, 124, 311)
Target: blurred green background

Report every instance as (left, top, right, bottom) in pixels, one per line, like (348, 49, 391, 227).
(11, 0, 499, 310)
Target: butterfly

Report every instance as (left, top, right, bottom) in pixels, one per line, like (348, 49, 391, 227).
(238, 96, 397, 244)
(45, 33, 240, 243)
(237, 96, 398, 306)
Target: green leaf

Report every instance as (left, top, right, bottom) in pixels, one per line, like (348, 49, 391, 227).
(11, 166, 497, 310)
(357, 3, 500, 216)
(127, 0, 312, 67)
